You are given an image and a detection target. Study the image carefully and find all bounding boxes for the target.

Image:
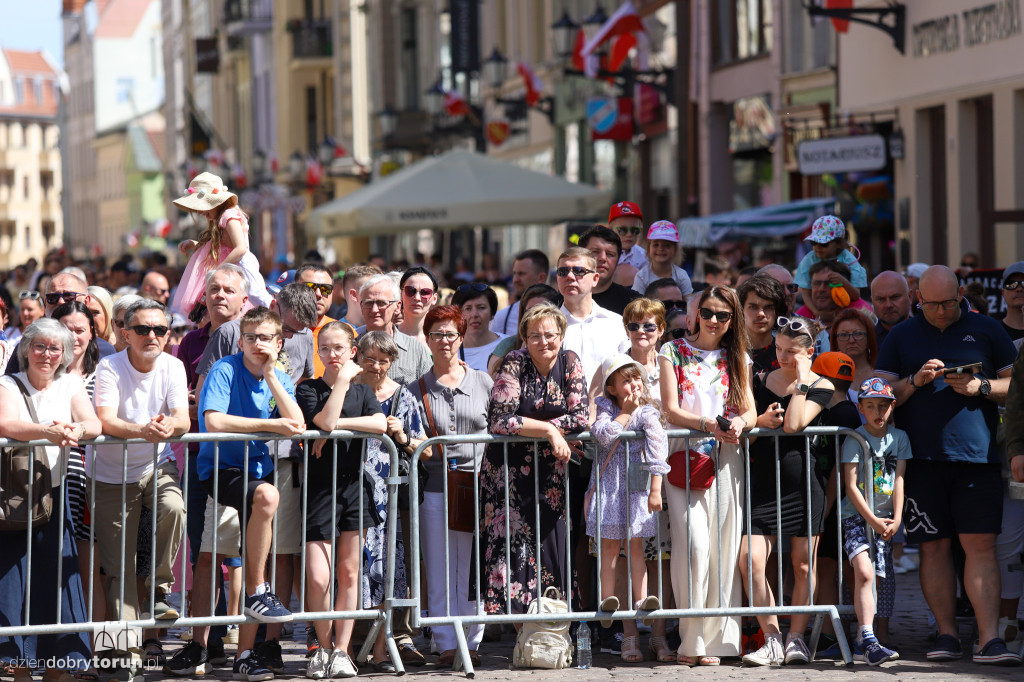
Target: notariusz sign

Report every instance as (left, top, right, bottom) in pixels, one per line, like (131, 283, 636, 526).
(797, 134, 888, 175)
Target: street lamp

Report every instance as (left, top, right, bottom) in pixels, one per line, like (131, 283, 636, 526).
(252, 149, 266, 183)
(288, 151, 305, 182)
(318, 139, 335, 167)
(582, 4, 609, 50)
(482, 47, 509, 90)
(551, 11, 580, 59)
(424, 77, 446, 117)
(376, 104, 398, 138)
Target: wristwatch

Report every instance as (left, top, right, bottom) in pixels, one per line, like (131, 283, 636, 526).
(796, 383, 810, 394)
(978, 376, 992, 397)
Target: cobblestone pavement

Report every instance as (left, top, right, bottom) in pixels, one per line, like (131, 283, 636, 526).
(147, 561, 1022, 681)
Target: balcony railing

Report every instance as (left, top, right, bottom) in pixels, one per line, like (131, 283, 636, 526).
(287, 19, 333, 60)
(225, 0, 273, 36)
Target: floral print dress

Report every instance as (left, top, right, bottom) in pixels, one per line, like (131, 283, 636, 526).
(479, 349, 589, 614)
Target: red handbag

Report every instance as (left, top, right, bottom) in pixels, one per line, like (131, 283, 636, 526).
(667, 448, 716, 491)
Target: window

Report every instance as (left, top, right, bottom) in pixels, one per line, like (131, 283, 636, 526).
(33, 77, 43, 105)
(13, 77, 23, 104)
(400, 7, 419, 110)
(23, 175, 30, 200)
(784, 0, 833, 73)
(712, 0, 773, 65)
(306, 86, 318, 153)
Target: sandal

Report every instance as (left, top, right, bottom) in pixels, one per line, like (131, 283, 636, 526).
(699, 656, 721, 666)
(648, 635, 675, 662)
(635, 595, 661, 627)
(676, 654, 697, 666)
(143, 638, 164, 666)
(598, 596, 619, 628)
(620, 635, 643, 663)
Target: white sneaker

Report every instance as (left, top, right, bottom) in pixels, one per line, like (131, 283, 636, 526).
(307, 648, 331, 680)
(894, 555, 917, 573)
(743, 635, 784, 666)
(327, 650, 357, 678)
(784, 635, 810, 664)
(224, 624, 240, 644)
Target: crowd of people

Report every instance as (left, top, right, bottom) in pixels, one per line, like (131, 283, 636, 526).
(1, 176, 1024, 680)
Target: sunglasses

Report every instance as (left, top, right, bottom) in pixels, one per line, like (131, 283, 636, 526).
(403, 285, 435, 299)
(555, 266, 595, 278)
(1004, 280, 1024, 290)
(660, 299, 684, 311)
(456, 283, 489, 294)
(669, 328, 687, 340)
(626, 322, 659, 333)
(785, 283, 800, 294)
(301, 282, 333, 297)
(615, 226, 642, 236)
(699, 308, 732, 323)
(128, 324, 169, 337)
(776, 316, 810, 333)
(45, 291, 86, 306)
(19, 291, 41, 300)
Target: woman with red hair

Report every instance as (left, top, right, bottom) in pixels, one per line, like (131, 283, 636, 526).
(830, 309, 878, 402)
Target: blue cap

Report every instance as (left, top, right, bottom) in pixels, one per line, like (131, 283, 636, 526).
(267, 269, 295, 296)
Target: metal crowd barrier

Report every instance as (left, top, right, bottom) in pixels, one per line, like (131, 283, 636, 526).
(403, 426, 874, 677)
(0, 430, 403, 674)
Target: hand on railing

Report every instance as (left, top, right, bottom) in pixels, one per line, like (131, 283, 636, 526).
(141, 414, 176, 443)
(546, 425, 572, 463)
(45, 420, 81, 448)
(270, 417, 306, 437)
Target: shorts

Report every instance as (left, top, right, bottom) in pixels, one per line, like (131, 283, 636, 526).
(904, 460, 1003, 543)
(842, 515, 891, 578)
(272, 459, 302, 555)
(200, 496, 241, 557)
(200, 467, 274, 522)
(305, 469, 380, 543)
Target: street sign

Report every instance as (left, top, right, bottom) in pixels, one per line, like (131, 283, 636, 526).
(586, 97, 634, 141)
(798, 134, 888, 175)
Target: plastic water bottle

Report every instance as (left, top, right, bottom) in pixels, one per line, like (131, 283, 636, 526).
(577, 622, 592, 669)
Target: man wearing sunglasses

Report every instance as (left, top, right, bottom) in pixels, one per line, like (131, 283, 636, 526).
(578, 226, 641, 315)
(607, 201, 648, 286)
(875, 265, 1018, 665)
(758, 264, 800, 314)
(91, 299, 189, 632)
(295, 263, 338, 378)
(998, 261, 1024, 343)
(140, 271, 172, 305)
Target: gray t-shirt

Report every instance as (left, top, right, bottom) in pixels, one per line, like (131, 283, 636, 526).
(196, 318, 314, 385)
(389, 328, 432, 386)
(840, 425, 913, 519)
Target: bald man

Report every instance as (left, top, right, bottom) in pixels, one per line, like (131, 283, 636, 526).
(757, 264, 798, 314)
(141, 271, 171, 305)
(45, 272, 91, 315)
(875, 265, 1019, 664)
(870, 271, 912, 345)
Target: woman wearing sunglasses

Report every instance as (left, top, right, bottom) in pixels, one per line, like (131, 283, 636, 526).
(452, 283, 505, 373)
(622, 298, 666, 392)
(739, 315, 835, 667)
(658, 285, 754, 666)
(396, 267, 439, 344)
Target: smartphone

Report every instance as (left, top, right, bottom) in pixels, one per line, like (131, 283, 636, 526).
(715, 415, 732, 431)
(941, 362, 982, 376)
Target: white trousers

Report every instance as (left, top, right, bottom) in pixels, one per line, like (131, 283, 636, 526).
(420, 492, 485, 652)
(665, 443, 745, 657)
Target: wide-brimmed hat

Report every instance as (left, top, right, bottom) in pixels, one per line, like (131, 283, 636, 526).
(599, 353, 649, 395)
(172, 172, 236, 213)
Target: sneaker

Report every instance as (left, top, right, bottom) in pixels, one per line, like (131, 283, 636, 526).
(973, 638, 1022, 666)
(164, 641, 211, 677)
(927, 633, 964, 661)
(153, 594, 180, 620)
(894, 555, 917, 573)
(600, 630, 624, 655)
(327, 650, 357, 678)
(816, 640, 844, 660)
(233, 651, 274, 682)
(244, 588, 292, 623)
(306, 648, 331, 680)
(784, 635, 810, 665)
(398, 642, 425, 666)
(859, 638, 899, 666)
(224, 625, 240, 644)
(743, 635, 784, 666)
(306, 625, 320, 658)
(254, 639, 284, 673)
(209, 638, 228, 666)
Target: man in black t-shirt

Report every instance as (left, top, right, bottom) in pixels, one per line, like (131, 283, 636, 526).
(578, 225, 642, 315)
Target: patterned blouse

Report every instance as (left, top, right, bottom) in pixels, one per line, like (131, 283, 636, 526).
(488, 349, 589, 436)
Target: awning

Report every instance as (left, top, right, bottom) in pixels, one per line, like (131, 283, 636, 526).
(677, 197, 836, 248)
(310, 149, 611, 236)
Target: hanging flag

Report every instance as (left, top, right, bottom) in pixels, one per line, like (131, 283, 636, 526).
(608, 33, 637, 72)
(444, 90, 471, 118)
(572, 28, 586, 72)
(827, 0, 853, 33)
(231, 163, 247, 189)
(305, 157, 323, 188)
(581, 1, 646, 77)
(517, 62, 544, 106)
(268, 151, 279, 174)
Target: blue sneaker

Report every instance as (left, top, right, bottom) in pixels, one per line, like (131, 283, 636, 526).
(859, 638, 899, 666)
(816, 640, 843, 660)
(927, 633, 964, 661)
(973, 638, 1022, 666)
(233, 651, 274, 681)
(244, 587, 292, 623)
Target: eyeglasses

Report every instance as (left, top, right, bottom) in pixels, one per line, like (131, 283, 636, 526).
(669, 328, 687, 340)
(319, 344, 352, 357)
(776, 316, 810, 333)
(281, 321, 302, 336)
(555, 266, 595, 279)
(301, 282, 333, 297)
(660, 299, 684, 311)
(836, 331, 867, 342)
(456, 283, 489, 294)
(241, 332, 280, 343)
(426, 331, 461, 342)
(785, 283, 800, 294)
(920, 297, 960, 312)
(128, 324, 169, 337)
(358, 355, 392, 367)
(615, 226, 642, 236)
(360, 299, 397, 310)
(699, 308, 733, 323)
(1004, 280, 1024, 290)
(30, 342, 63, 357)
(19, 291, 41, 300)
(626, 322, 659, 333)
(403, 285, 435, 299)
(527, 332, 560, 343)
(45, 291, 85, 306)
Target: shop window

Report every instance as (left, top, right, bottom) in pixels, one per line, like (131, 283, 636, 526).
(712, 0, 773, 66)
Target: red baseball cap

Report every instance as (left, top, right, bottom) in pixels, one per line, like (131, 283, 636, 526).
(608, 201, 643, 223)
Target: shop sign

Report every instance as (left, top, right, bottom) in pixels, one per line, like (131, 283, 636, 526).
(195, 38, 219, 73)
(912, 0, 1021, 57)
(797, 134, 888, 175)
(586, 97, 634, 141)
(729, 95, 776, 153)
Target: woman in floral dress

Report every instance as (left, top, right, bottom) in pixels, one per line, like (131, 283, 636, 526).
(479, 303, 589, 614)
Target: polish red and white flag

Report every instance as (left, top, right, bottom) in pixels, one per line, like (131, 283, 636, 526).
(517, 62, 544, 106)
(581, 1, 647, 77)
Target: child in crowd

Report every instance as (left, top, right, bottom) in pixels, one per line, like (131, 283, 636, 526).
(630, 221, 694, 298)
(840, 377, 909, 666)
(197, 307, 306, 681)
(587, 354, 670, 663)
(795, 215, 867, 318)
(172, 172, 272, 320)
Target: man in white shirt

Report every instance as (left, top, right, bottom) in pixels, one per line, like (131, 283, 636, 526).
(555, 247, 629, 391)
(91, 298, 190, 624)
(490, 250, 549, 335)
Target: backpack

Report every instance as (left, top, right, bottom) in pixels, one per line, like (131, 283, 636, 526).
(512, 587, 573, 669)
(0, 376, 54, 531)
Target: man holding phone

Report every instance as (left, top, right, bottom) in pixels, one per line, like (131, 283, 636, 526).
(875, 265, 1019, 666)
